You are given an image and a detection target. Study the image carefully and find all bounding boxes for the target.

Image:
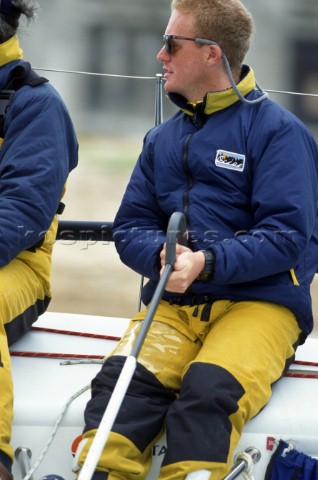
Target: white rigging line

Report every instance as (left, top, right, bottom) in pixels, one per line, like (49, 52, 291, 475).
(34, 67, 318, 99)
(266, 89, 318, 98)
(35, 67, 156, 81)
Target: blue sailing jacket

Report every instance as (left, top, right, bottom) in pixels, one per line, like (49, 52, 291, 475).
(0, 58, 78, 266)
(113, 66, 318, 337)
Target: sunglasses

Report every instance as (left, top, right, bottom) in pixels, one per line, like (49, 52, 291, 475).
(162, 34, 219, 55)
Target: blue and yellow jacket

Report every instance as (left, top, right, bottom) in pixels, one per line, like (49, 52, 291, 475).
(0, 36, 78, 294)
(113, 66, 318, 337)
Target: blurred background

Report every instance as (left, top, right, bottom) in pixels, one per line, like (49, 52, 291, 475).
(17, 0, 318, 330)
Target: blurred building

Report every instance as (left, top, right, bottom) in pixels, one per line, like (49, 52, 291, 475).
(19, 0, 318, 135)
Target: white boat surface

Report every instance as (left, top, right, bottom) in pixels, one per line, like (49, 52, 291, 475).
(10, 310, 318, 480)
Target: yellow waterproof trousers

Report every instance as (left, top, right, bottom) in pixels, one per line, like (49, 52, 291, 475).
(0, 217, 57, 466)
(79, 299, 302, 480)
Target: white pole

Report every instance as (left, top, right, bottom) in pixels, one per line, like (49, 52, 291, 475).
(78, 211, 186, 480)
(77, 356, 137, 480)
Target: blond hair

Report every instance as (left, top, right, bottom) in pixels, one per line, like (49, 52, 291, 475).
(171, 0, 254, 73)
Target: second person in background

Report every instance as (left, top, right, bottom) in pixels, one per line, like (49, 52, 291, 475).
(0, 1, 78, 479)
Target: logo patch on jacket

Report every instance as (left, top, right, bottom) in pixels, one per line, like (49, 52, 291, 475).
(215, 150, 245, 172)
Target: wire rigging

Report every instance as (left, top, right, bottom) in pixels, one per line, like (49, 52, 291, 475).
(34, 67, 318, 99)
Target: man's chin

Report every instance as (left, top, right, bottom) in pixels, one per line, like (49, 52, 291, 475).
(163, 80, 176, 93)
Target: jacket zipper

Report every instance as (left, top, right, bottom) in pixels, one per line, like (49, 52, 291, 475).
(182, 133, 194, 229)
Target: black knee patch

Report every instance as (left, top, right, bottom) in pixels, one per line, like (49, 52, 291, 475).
(163, 362, 245, 465)
(90, 472, 108, 480)
(84, 355, 176, 452)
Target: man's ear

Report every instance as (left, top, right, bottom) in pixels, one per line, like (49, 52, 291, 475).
(207, 45, 222, 66)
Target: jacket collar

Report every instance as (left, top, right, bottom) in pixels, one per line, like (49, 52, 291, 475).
(0, 35, 23, 67)
(168, 65, 256, 117)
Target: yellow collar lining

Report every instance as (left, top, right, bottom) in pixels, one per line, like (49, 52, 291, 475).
(203, 67, 256, 114)
(180, 67, 257, 116)
(0, 35, 23, 67)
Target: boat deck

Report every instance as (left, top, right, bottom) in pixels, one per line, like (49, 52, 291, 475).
(10, 311, 318, 479)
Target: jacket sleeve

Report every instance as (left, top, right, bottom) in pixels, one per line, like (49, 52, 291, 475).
(0, 84, 78, 266)
(211, 110, 318, 285)
(113, 130, 167, 280)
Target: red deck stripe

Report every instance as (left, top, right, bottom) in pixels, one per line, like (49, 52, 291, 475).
(10, 351, 104, 359)
(31, 326, 121, 342)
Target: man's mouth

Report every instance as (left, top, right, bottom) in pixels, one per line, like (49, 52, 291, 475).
(163, 68, 173, 78)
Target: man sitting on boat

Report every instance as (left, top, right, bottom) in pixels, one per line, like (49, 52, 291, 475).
(76, 0, 318, 479)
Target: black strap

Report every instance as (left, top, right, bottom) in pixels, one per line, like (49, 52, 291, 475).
(0, 61, 49, 138)
(5, 61, 49, 90)
(0, 89, 15, 127)
(57, 201, 65, 215)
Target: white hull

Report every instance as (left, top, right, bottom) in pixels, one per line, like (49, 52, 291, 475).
(11, 312, 318, 479)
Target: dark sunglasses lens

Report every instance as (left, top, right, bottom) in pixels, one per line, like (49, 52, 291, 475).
(163, 36, 172, 55)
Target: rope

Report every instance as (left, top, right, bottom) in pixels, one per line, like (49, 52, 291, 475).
(31, 326, 121, 342)
(281, 441, 295, 457)
(286, 360, 318, 378)
(33, 66, 318, 99)
(26, 329, 318, 369)
(61, 359, 103, 365)
(234, 451, 255, 480)
(10, 351, 104, 359)
(294, 359, 318, 367)
(10, 348, 318, 377)
(22, 383, 91, 480)
(285, 371, 318, 379)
